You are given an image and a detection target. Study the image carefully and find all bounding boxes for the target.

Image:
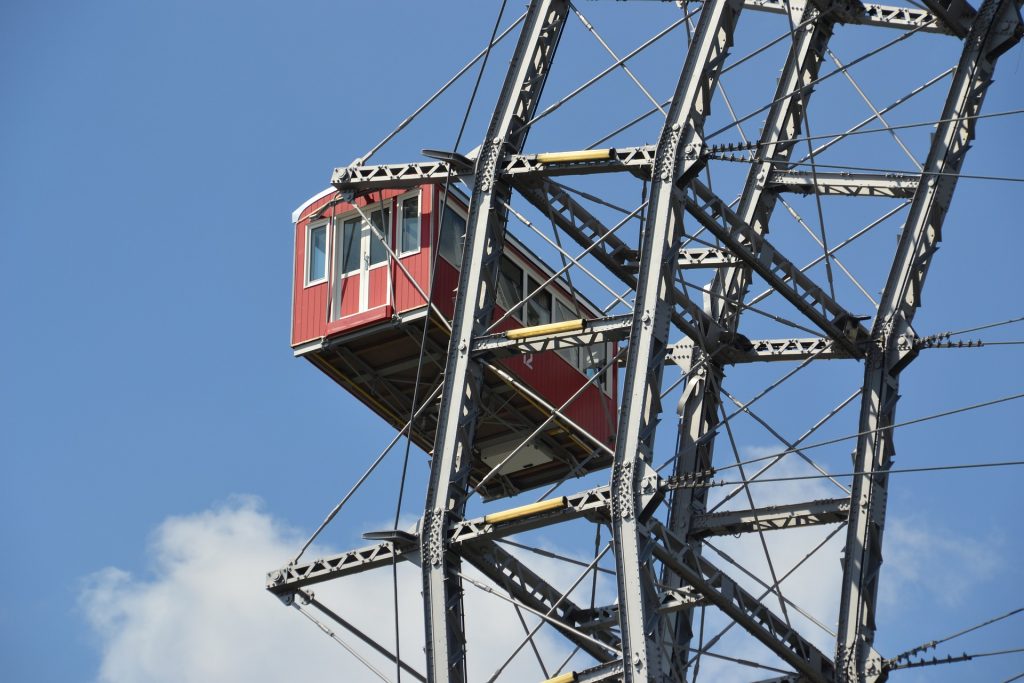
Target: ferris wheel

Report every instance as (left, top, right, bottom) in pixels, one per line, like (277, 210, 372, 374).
(267, 1, 1024, 681)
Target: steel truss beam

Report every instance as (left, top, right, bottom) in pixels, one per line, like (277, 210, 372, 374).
(836, 1, 1023, 681)
(471, 314, 633, 355)
(419, 3, 570, 681)
(766, 170, 919, 197)
(662, 0, 854, 675)
(678, 246, 741, 269)
(680, 178, 870, 356)
(741, 0, 965, 33)
(688, 497, 851, 537)
(605, 2, 744, 679)
(670, 337, 849, 364)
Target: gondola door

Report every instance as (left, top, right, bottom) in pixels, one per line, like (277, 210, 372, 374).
(332, 206, 391, 319)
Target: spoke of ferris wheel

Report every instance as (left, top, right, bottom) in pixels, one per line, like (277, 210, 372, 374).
(293, 381, 444, 563)
(496, 538, 617, 576)
(703, 537, 836, 636)
(678, 276, 826, 338)
(715, 392, 1024, 476)
(707, 388, 861, 513)
(722, 386, 852, 494)
(696, 648, 799, 675)
(706, 21, 929, 141)
(503, 199, 631, 310)
(689, 523, 848, 667)
(571, 4, 667, 116)
(487, 202, 646, 333)
(747, 201, 911, 308)
(777, 195, 878, 308)
(479, 542, 616, 682)
(514, 602, 551, 679)
(938, 315, 1024, 338)
(718, 401, 793, 626)
(293, 602, 395, 683)
(551, 645, 582, 680)
(586, 17, 814, 149)
(360, 11, 527, 165)
(548, 180, 639, 217)
(827, 48, 923, 171)
(514, 9, 694, 135)
(660, 350, 826, 475)
(532, 450, 601, 502)
(794, 98, 1024, 160)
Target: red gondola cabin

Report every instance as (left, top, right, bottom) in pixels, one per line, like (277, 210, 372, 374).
(291, 184, 617, 499)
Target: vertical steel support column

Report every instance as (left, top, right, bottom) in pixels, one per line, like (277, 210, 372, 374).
(662, 0, 848, 668)
(836, 1, 1023, 680)
(420, 2, 570, 682)
(609, 1, 741, 680)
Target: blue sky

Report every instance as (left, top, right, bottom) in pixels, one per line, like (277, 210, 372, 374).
(2, 1, 1022, 681)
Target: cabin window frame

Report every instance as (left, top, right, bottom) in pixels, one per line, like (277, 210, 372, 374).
(334, 201, 393, 279)
(366, 204, 392, 272)
(304, 219, 330, 287)
(436, 200, 468, 269)
(397, 191, 422, 258)
(336, 215, 363, 278)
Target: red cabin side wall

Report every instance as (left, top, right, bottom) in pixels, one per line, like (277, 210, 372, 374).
(429, 224, 617, 447)
(291, 191, 335, 347)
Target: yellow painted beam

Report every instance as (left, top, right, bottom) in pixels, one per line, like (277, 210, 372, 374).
(483, 496, 568, 525)
(535, 148, 613, 164)
(541, 673, 577, 683)
(505, 318, 586, 340)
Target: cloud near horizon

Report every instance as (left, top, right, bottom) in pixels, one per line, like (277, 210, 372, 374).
(79, 497, 580, 683)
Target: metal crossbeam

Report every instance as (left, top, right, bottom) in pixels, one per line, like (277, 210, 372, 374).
(471, 314, 632, 355)
(503, 145, 655, 178)
(332, 159, 467, 191)
(419, 3, 571, 680)
(836, 1, 1022, 680)
(688, 498, 851, 537)
(767, 170, 919, 197)
(681, 179, 870, 356)
(267, 540, 404, 594)
(741, 0, 959, 33)
(669, 337, 849, 365)
(678, 246, 742, 269)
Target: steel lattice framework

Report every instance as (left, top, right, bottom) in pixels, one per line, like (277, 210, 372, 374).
(268, 0, 1023, 681)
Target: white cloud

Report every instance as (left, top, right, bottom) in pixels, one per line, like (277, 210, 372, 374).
(881, 517, 1003, 608)
(79, 497, 579, 683)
